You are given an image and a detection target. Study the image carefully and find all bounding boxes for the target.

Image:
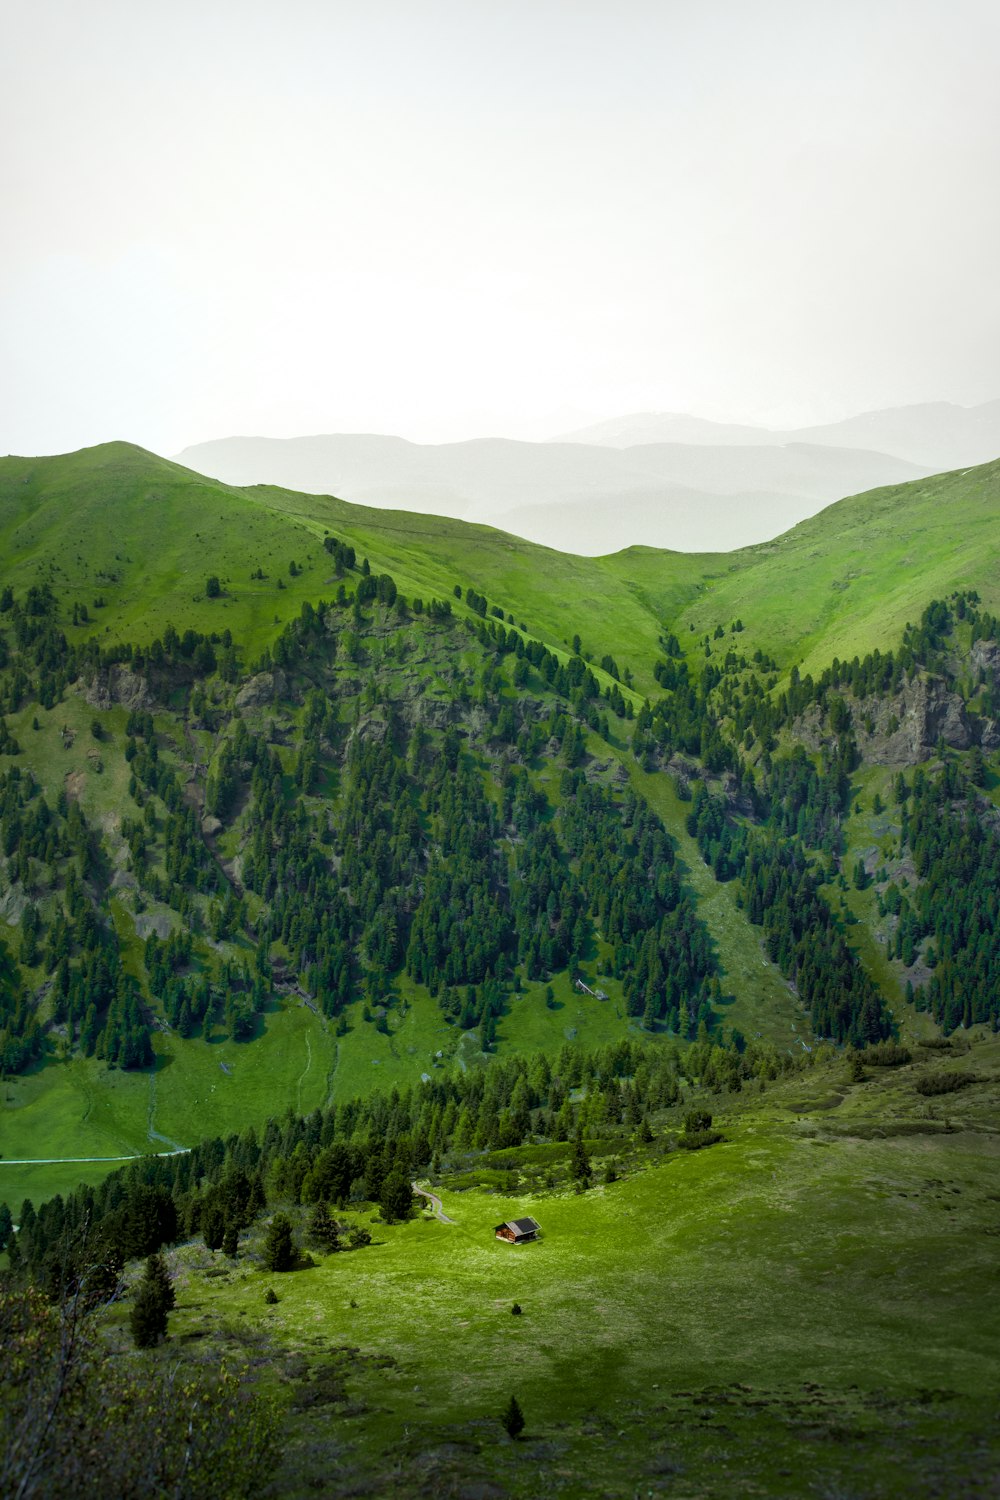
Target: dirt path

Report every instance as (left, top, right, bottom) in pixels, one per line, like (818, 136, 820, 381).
(1, 1149, 189, 1166)
(412, 1182, 456, 1223)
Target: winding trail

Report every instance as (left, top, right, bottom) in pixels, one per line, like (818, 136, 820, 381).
(296, 1032, 313, 1114)
(1, 1150, 189, 1166)
(412, 1182, 456, 1223)
(148, 1069, 186, 1152)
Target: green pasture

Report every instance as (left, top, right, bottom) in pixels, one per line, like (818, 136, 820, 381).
(162, 1040, 1000, 1497)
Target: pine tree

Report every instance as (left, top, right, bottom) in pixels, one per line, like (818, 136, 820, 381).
(130, 1255, 173, 1348)
(144, 1251, 175, 1310)
(571, 1128, 591, 1188)
(501, 1394, 525, 1439)
(379, 1169, 414, 1224)
(202, 1205, 225, 1254)
(262, 1212, 296, 1272)
(308, 1200, 341, 1253)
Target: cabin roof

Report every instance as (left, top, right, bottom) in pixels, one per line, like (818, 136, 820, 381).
(494, 1216, 541, 1235)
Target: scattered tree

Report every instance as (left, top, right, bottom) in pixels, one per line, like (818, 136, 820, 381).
(501, 1394, 525, 1439)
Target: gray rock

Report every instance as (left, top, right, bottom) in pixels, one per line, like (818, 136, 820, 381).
(83, 665, 154, 711)
(234, 667, 288, 709)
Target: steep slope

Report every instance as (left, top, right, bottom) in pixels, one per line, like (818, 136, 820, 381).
(613, 458, 1000, 678)
(0, 442, 698, 686)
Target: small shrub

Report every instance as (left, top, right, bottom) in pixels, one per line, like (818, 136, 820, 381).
(915, 1072, 975, 1097)
(263, 1287, 279, 1305)
(866, 1041, 912, 1067)
(511, 1303, 522, 1317)
(677, 1129, 724, 1151)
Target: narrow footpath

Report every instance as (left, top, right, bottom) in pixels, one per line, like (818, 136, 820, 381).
(412, 1182, 456, 1223)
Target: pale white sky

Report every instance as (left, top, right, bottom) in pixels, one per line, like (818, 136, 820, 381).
(2, 0, 998, 455)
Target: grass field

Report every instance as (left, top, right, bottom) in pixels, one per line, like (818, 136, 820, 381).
(626, 460, 1000, 678)
(1, 975, 656, 1209)
(143, 1037, 1000, 1497)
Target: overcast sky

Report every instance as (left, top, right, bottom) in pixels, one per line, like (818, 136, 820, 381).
(2, 0, 999, 456)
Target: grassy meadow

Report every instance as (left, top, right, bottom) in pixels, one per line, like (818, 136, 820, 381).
(143, 1037, 1000, 1497)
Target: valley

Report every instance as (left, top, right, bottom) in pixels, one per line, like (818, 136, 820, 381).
(2, 443, 1000, 1496)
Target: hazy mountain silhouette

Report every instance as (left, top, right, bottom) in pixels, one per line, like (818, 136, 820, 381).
(172, 431, 929, 555)
(558, 400, 1000, 472)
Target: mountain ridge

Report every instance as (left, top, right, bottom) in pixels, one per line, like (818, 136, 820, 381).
(169, 429, 933, 555)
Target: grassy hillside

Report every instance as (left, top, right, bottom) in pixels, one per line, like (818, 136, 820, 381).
(4, 443, 1000, 688)
(615, 460, 1000, 678)
(0, 443, 699, 693)
(3, 444, 1000, 1214)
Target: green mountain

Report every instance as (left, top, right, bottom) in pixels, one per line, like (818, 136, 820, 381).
(4, 442, 1000, 1495)
(2, 442, 1000, 1205)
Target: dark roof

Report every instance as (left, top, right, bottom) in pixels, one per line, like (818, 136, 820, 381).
(512, 1217, 540, 1233)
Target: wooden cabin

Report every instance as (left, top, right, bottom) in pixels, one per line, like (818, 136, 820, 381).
(494, 1216, 541, 1244)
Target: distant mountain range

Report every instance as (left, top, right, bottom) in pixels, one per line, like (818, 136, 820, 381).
(556, 399, 1000, 470)
(172, 400, 1000, 555)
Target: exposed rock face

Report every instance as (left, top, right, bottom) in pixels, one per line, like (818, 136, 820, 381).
(971, 639, 1000, 687)
(794, 675, 977, 767)
(235, 668, 288, 709)
(345, 715, 390, 752)
(720, 770, 756, 816)
(412, 696, 456, 730)
(83, 665, 154, 711)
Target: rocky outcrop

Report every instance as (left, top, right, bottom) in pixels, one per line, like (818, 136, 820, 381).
(83, 665, 154, 711)
(794, 675, 978, 767)
(235, 667, 288, 709)
(971, 639, 1000, 688)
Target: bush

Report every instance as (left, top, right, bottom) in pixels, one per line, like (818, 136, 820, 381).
(915, 1072, 975, 1097)
(865, 1041, 912, 1067)
(263, 1287, 279, 1305)
(677, 1128, 723, 1151)
(206, 576, 221, 598)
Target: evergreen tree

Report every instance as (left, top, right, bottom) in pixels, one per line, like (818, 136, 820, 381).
(262, 1211, 296, 1272)
(379, 1169, 413, 1224)
(144, 1250, 176, 1311)
(501, 1394, 525, 1439)
(571, 1128, 591, 1188)
(130, 1254, 173, 1348)
(202, 1205, 225, 1254)
(308, 1200, 341, 1253)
